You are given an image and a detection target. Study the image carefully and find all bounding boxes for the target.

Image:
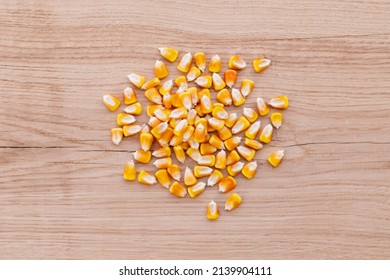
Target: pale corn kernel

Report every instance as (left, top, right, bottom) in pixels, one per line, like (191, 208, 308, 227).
(187, 66, 201, 82)
(224, 136, 242, 151)
(123, 124, 142, 136)
(244, 138, 263, 150)
(140, 125, 151, 134)
(103, 94, 121, 112)
(197, 155, 216, 167)
(188, 138, 200, 150)
(212, 72, 226, 91)
(141, 77, 160, 90)
(231, 88, 245, 106)
(224, 69, 237, 88)
(123, 87, 137, 105)
(228, 55, 247, 70)
(241, 79, 254, 97)
(259, 124, 273, 144)
(245, 120, 261, 139)
(256, 97, 270, 116)
(169, 135, 183, 146)
(111, 128, 123, 145)
(133, 150, 152, 164)
(186, 147, 201, 162)
(188, 182, 206, 198)
(148, 116, 162, 128)
(231, 116, 250, 134)
(226, 150, 240, 166)
(200, 95, 213, 114)
(243, 107, 258, 123)
(207, 200, 220, 220)
(180, 91, 192, 110)
(194, 52, 206, 72)
(155, 169, 171, 188)
(270, 112, 283, 129)
(124, 102, 142, 115)
(154, 60, 169, 79)
(253, 58, 271, 73)
(193, 123, 207, 143)
(269, 96, 289, 109)
(237, 146, 256, 161)
(139, 132, 154, 151)
(159, 47, 179, 62)
(173, 145, 186, 164)
(208, 117, 225, 131)
(154, 108, 171, 122)
(200, 143, 217, 155)
(219, 176, 237, 193)
(158, 127, 174, 147)
(268, 150, 285, 167)
(144, 87, 162, 104)
(217, 126, 233, 141)
(153, 157, 172, 169)
(170, 107, 188, 119)
(138, 170, 157, 185)
(167, 164, 181, 181)
(123, 160, 136, 181)
(170, 93, 183, 108)
(159, 79, 174, 95)
(127, 73, 145, 88)
(195, 75, 212, 89)
(197, 88, 211, 99)
(177, 52, 193, 73)
(225, 193, 242, 211)
(207, 170, 224, 187)
(152, 146, 171, 158)
(151, 122, 168, 139)
(173, 119, 188, 137)
(225, 113, 238, 128)
(147, 104, 164, 117)
(169, 181, 187, 197)
(212, 106, 228, 120)
(184, 167, 198, 186)
(227, 161, 244, 176)
(209, 135, 225, 150)
(209, 54, 222, 73)
(182, 125, 195, 142)
(215, 150, 227, 169)
(242, 161, 257, 179)
(117, 113, 136, 126)
(194, 166, 213, 178)
(187, 109, 197, 126)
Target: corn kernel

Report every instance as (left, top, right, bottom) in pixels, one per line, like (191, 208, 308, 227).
(227, 161, 244, 176)
(193, 123, 207, 143)
(186, 147, 201, 162)
(212, 106, 228, 120)
(111, 128, 123, 145)
(140, 125, 151, 134)
(197, 88, 211, 99)
(207, 170, 224, 187)
(133, 149, 152, 164)
(226, 150, 240, 166)
(224, 69, 237, 88)
(188, 182, 206, 198)
(231, 88, 245, 106)
(169, 181, 187, 197)
(153, 157, 172, 169)
(268, 150, 285, 167)
(194, 52, 206, 72)
(237, 146, 256, 161)
(138, 170, 157, 185)
(187, 66, 201, 82)
(184, 166, 197, 186)
(216, 89, 232, 106)
(117, 113, 136, 126)
(198, 155, 216, 167)
(224, 136, 242, 151)
(151, 122, 168, 139)
(231, 116, 250, 134)
(187, 87, 199, 105)
(155, 169, 171, 188)
(152, 146, 171, 158)
(103, 94, 121, 112)
(252, 58, 271, 73)
(194, 104, 205, 117)
(219, 176, 237, 193)
(148, 116, 162, 128)
(228, 55, 247, 70)
(188, 138, 200, 149)
(177, 52, 193, 73)
(243, 107, 258, 123)
(173, 119, 188, 137)
(180, 142, 189, 150)
(140, 132, 154, 151)
(200, 95, 213, 114)
(207, 200, 220, 220)
(154, 60, 169, 79)
(123, 124, 142, 136)
(270, 112, 283, 129)
(225, 193, 242, 211)
(269, 96, 289, 109)
(141, 77, 160, 90)
(200, 143, 217, 155)
(182, 125, 195, 142)
(179, 91, 192, 110)
(154, 108, 171, 122)
(144, 87, 162, 104)
(127, 73, 146, 88)
(195, 75, 212, 89)
(123, 160, 136, 181)
(209, 54, 222, 73)
(147, 104, 164, 117)
(217, 126, 233, 141)
(158, 128, 174, 147)
(173, 145, 186, 163)
(194, 166, 213, 178)
(123, 87, 137, 105)
(256, 97, 270, 116)
(240, 79, 254, 97)
(170, 93, 183, 108)
(167, 164, 181, 181)
(159, 47, 179, 62)
(245, 120, 261, 139)
(170, 107, 188, 119)
(169, 135, 183, 146)
(225, 113, 238, 128)
(174, 75, 188, 92)
(242, 160, 257, 179)
(187, 109, 197, 126)
(212, 72, 226, 91)
(209, 135, 225, 150)
(159, 79, 174, 95)
(124, 102, 142, 115)
(259, 124, 273, 144)
(208, 117, 225, 130)
(244, 138, 263, 150)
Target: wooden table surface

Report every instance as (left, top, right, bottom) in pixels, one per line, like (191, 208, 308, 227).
(1, 0, 389, 259)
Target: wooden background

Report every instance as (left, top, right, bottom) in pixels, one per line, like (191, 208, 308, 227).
(1, 0, 389, 259)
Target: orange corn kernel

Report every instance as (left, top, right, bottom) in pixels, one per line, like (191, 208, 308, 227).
(219, 176, 237, 193)
(217, 125, 233, 141)
(159, 47, 179, 62)
(184, 167, 198, 186)
(216, 88, 232, 106)
(123, 87, 137, 105)
(244, 138, 263, 150)
(215, 150, 227, 170)
(226, 150, 241, 166)
(153, 157, 172, 169)
(152, 146, 171, 158)
(253, 58, 271, 73)
(151, 122, 168, 139)
(127, 73, 146, 88)
(173, 145, 186, 163)
(195, 75, 212, 89)
(182, 125, 195, 142)
(138, 170, 157, 185)
(224, 69, 237, 88)
(200, 143, 218, 155)
(225, 193, 242, 211)
(167, 164, 181, 181)
(117, 113, 136, 126)
(228, 55, 247, 70)
(169, 135, 183, 146)
(141, 77, 161, 90)
(173, 119, 188, 137)
(200, 95, 213, 114)
(237, 146, 256, 161)
(188, 182, 206, 198)
(140, 132, 154, 151)
(169, 181, 187, 197)
(197, 88, 211, 100)
(207, 170, 224, 187)
(175, 75, 188, 91)
(148, 116, 162, 128)
(256, 97, 270, 116)
(187, 109, 197, 125)
(197, 155, 216, 167)
(231, 116, 250, 134)
(231, 88, 245, 106)
(103, 94, 121, 112)
(242, 161, 257, 179)
(259, 124, 273, 144)
(133, 150, 152, 164)
(111, 128, 123, 145)
(170, 93, 183, 108)
(147, 104, 164, 117)
(123, 124, 142, 136)
(187, 66, 201, 82)
(144, 87, 162, 104)
(208, 117, 225, 131)
(193, 123, 207, 143)
(158, 127, 174, 146)
(224, 136, 242, 151)
(209, 135, 225, 150)
(227, 161, 244, 176)
(123, 160, 136, 181)
(154, 60, 169, 79)
(268, 150, 285, 167)
(269, 95, 289, 109)
(245, 120, 261, 139)
(270, 112, 283, 129)
(170, 107, 188, 119)
(243, 107, 258, 123)
(207, 200, 220, 220)
(179, 91, 192, 110)
(124, 102, 142, 115)
(209, 54, 222, 73)
(194, 52, 206, 72)
(212, 72, 226, 91)
(194, 166, 213, 178)
(154, 108, 171, 122)
(212, 106, 228, 120)
(225, 113, 238, 128)
(159, 79, 174, 95)
(186, 147, 201, 162)
(240, 79, 254, 97)
(155, 169, 171, 188)
(177, 52, 193, 73)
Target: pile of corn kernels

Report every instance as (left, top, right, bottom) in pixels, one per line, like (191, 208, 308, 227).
(103, 48, 288, 220)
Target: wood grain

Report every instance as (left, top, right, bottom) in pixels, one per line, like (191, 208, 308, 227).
(1, 0, 389, 259)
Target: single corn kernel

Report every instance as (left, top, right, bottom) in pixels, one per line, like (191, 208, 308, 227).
(208, 54, 222, 72)
(170, 107, 188, 119)
(231, 88, 245, 106)
(268, 150, 285, 167)
(256, 97, 270, 116)
(186, 148, 201, 162)
(184, 167, 197, 186)
(154, 108, 171, 122)
(170, 93, 183, 108)
(173, 145, 186, 163)
(194, 104, 205, 117)
(133, 150, 152, 164)
(155, 169, 171, 188)
(144, 87, 162, 104)
(123, 160, 136, 181)
(194, 117, 207, 129)
(127, 73, 145, 88)
(212, 72, 226, 91)
(141, 77, 160, 90)
(212, 105, 228, 120)
(188, 138, 200, 150)
(173, 119, 188, 137)
(195, 75, 212, 89)
(194, 52, 206, 72)
(270, 112, 283, 129)
(148, 116, 162, 128)
(269, 96, 289, 109)
(117, 113, 136, 126)
(180, 91, 192, 110)
(208, 117, 225, 131)
(174, 75, 188, 91)
(124, 102, 142, 115)
(158, 127, 174, 147)
(123, 87, 137, 105)
(216, 89, 232, 106)
(197, 155, 216, 167)
(151, 122, 168, 139)
(138, 170, 157, 185)
(197, 88, 211, 99)
(187, 87, 199, 105)
(244, 138, 263, 150)
(188, 182, 206, 198)
(215, 150, 227, 169)
(253, 58, 271, 73)
(227, 161, 244, 176)
(217, 126, 233, 141)
(154, 60, 169, 79)
(169, 181, 187, 197)
(169, 135, 183, 146)
(207, 200, 220, 220)
(182, 125, 195, 142)
(219, 176, 237, 193)
(167, 164, 181, 181)
(242, 160, 257, 179)
(177, 52, 193, 73)
(140, 132, 154, 151)
(207, 170, 223, 187)
(237, 146, 256, 161)
(123, 124, 142, 136)
(193, 123, 207, 143)
(226, 150, 241, 166)
(243, 107, 258, 123)
(140, 124, 151, 134)
(103, 94, 121, 112)
(187, 109, 197, 126)
(232, 116, 250, 134)
(153, 157, 172, 169)
(241, 79, 254, 97)
(259, 124, 273, 144)
(225, 193, 242, 211)
(152, 146, 171, 158)
(187, 66, 201, 82)
(225, 113, 238, 128)
(245, 120, 261, 139)
(200, 143, 217, 155)
(194, 166, 213, 178)
(200, 95, 213, 114)
(180, 142, 189, 150)
(159, 79, 174, 95)
(224, 69, 237, 88)
(111, 128, 123, 145)
(159, 47, 179, 62)
(228, 55, 247, 70)
(209, 135, 225, 150)
(147, 104, 164, 117)
(224, 136, 242, 151)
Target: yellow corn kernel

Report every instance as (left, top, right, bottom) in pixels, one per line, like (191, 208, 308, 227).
(212, 72, 226, 91)
(170, 107, 188, 119)
(193, 123, 207, 143)
(237, 146, 256, 161)
(224, 69, 237, 88)
(188, 182, 206, 198)
(182, 126, 195, 142)
(219, 176, 237, 193)
(184, 166, 197, 186)
(244, 138, 263, 150)
(256, 97, 270, 116)
(179, 91, 192, 110)
(200, 143, 217, 155)
(170, 118, 178, 128)
(226, 150, 240, 166)
(186, 147, 201, 162)
(140, 125, 151, 134)
(224, 136, 242, 151)
(194, 166, 213, 178)
(154, 60, 169, 79)
(212, 105, 228, 120)
(231, 116, 250, 134)
(140, 132, 154, 151)
(240, 79, 254, 97)
(169, 181, 187, 197)
(151, 122, 168, 139)
(207, 170, 223, 187)
(270, 112, 283, 129)
(158, 127, 174, 147)
(207, 124, 215, 133)
(111, 128, 123, 145)
(215, 150, 227, 169)
(187, 66, 201, 82)
(153, 108, 171, 122)
(245, 120, 261, 139)
(180, 142, 189, 150)
(195, 75, 212, 89)
(217, 126, 233, 141)
(268, 150, 285, 167)
(159, 47, 179, 62)
(187, 109, 197, 126)
(141, 77, 160, 90)
(177, 52, 193, 73)
(269, 96, 289, 109)
(173, 119, 188, 137)
(225, 113, 238, 128)
(103, 94, 121, 112)
(138, 170, 157, 185)
(209, 54, 222, 73)
(188, 138, 200, 150)
(194, 117, 207, 128)
(144, 87, 162, 104)
(197, 88, 211, 100)
(228, 55, 247, 70)
(198, 155, 215, 167)
(252, 58, 271, 73)
(209, 135, 224, 150)
(153, 157, 172, 169)
(194, 104, 204, 117)
(127, 73, 146, 88)
(227, 161, 244, 176)
(159, 79, 174, 95)
(169, 93, 182, 108)
(193, 52, 206, 72)
(186, 87, 198, 105)
(123, 124, 142, 136)
(152, 146, 171, 158)
(117, 113, 136, 126)
(225, 193, 242, 211)
(206, 200, 220, 220)
(174, 75, 188, 91)
(148, 116, 162, 128)
(123, 160, 136, 181)
(242, 160, 257, 179)
(124, 102, 142, 115)
(200, 95, 213, 114)
(243, 107, 258, 123)
(133, 150, 151, 164)
(216, 89, 232, 106)
(169, 135, 183, 146)
(231, 88, 245, 106)
(173, 145, 186, 164)
(147, 104, 164, 117)
(123, 87, 137, 105)
(155, 169, 171, 188)
(208, 117, 225, 131)
(167, 165, 181, 181)
(259, 124, 273, 144)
